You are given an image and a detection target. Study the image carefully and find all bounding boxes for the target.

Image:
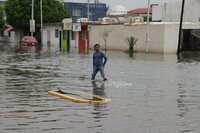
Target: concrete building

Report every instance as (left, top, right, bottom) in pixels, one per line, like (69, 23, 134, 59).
(64, 2, 107, 23)
(41, 23, 67, 52)
(41, 22, 91, 53)
(0, 27, 20, 45)
(42, 23, 62, 46)
(152, 0, 200, 22)
(105, 5, 128, 24)
(151, 0, 200, 51)
(128, 8, 152, 17)
(107, 5, 127, 17)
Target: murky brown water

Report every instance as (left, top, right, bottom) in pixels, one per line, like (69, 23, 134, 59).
(1, 43, 200, 133)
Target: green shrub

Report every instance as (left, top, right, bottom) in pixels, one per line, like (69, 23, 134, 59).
(125, 36, 138, 52)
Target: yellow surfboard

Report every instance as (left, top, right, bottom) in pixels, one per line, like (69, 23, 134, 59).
(48, 89, 111, 104)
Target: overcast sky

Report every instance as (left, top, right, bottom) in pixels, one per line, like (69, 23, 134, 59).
(66, 0, 181, 10)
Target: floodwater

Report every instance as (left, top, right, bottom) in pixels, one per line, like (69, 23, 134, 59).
(1, 43, 200, 133)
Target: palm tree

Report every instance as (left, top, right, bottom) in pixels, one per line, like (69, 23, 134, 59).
(125, 36, 138, 52)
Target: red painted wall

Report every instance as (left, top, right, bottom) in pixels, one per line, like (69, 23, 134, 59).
(78, 25, 89, 53)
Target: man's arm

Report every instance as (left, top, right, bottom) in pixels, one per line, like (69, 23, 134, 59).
(102, 53, 107, 67)
(93, 54, 95, 66)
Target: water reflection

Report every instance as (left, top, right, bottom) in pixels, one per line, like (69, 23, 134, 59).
(90, 81, 108, 133)
(91, 81, 108, 110)
(176, 51, 200, 133)
(92, 81, 106, 100)
(177, 51, 200, 62)
(176, 81, 200, 133)
(128, 52, 135, 59)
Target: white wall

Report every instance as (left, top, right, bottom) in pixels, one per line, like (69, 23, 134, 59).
(42, 26, 62, 52)
(152, 5, 163, 21)
(164, 2, 181, 22)
(0, 31, 20, 45)
(43, 26, 61, 45)
(163, 24, 179, 53)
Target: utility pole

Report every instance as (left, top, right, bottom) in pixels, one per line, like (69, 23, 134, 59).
(87, 0, 90, 21)
(40, 0, 43, 44)
(145, 0, 150, 53)
(31, 0, 34, 36)
(177, 0, 185, 54)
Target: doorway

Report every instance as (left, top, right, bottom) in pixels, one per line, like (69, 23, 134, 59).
(181, 29, 200, 51)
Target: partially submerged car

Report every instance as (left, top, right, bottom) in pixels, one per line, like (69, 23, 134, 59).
(21, 36, 38, 46)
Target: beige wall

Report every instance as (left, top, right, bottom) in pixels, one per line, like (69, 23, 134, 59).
(90, 24, 166, 53)
(148, 24, 165, 53)
(89, 23, 200, 53)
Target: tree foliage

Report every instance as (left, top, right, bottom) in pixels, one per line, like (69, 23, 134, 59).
(143, 16, 152, 22)
(5, 0, 69, 33)
(0, 4, 5, 29)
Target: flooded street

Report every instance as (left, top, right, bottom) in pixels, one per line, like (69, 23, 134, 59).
(1, 43, 200, 133)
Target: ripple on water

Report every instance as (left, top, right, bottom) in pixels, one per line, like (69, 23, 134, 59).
(1, 48, 200, 132)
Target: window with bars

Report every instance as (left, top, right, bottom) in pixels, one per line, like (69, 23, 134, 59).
(72, 9, 80, 17)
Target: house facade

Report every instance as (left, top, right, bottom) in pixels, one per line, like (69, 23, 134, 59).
(41, 22, 90, 53)
(42, 23, 62, 52)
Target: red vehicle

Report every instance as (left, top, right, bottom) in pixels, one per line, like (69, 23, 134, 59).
(21, 36, 38, 46)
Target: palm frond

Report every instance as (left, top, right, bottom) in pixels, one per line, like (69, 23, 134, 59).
(125, 36, 138, 52)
